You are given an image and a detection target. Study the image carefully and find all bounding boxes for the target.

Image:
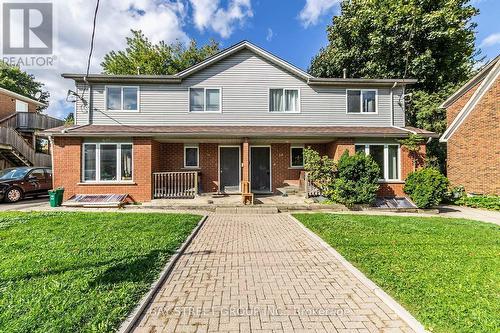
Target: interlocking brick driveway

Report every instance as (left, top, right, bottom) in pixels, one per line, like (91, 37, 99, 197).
(133, 214, 414, 332)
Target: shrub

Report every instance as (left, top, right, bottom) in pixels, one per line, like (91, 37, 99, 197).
(303, 147, 336, 192)
(404, 168, 449, 208)
(328, 150, 380, 206)
(456, 195, 500, 211)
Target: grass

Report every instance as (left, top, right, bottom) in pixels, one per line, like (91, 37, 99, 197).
(0, 211, 201, 333)
(294, 213, 500, 333)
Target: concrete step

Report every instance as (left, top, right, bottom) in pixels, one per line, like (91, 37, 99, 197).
(215, 206, 279, 214)
(276, 185, 304, 196)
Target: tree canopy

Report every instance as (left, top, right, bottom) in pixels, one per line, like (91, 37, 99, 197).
(309, 0, 479, 169)
(0, 61, 49, 109)
(101, 30, 221, 75)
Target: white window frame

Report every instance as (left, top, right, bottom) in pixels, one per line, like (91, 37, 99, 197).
(346, 89, 378, 114)
(355, 143, 401, 182)
(290, 145, 305, 168)
(105, 86, 140, 112)
(15, 100, 28, 112)
(188, 87, 222, 113)
(81, 142, 134, 183)
(184, 144, 199, 168)
(268, 88, 301, 113)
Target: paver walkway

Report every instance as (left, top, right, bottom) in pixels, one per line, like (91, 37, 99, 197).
(137, 214, 416, 332)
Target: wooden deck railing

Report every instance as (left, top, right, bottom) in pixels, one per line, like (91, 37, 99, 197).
(304, 172, 322, 198)
(0, 112, 64, 130)
(0, 127, 51, 166)
(153, 171, 198, 199)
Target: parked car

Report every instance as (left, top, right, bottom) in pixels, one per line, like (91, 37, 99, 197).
(0, 167, 52, 203)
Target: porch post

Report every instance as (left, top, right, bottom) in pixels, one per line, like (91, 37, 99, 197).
(242, 138, 249, 183)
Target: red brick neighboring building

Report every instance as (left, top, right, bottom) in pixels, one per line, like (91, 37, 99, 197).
(440, 56, 499, 195)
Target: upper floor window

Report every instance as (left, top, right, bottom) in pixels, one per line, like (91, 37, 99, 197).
(106, 86, 139, 111)
(355, 144, 399, 181)
(347, 89, 377, 113)
(15, 100, 28, 112)
(83, 143, 133, 182)
(189, 88, 221, 112)
(269, 88, 300, 112)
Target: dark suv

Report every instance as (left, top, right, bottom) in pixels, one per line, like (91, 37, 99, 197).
(0, 167, 52, 203)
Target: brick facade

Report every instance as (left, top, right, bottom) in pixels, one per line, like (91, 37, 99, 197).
(445, 77, 499, 195)
(52, 137, 423, 202)
(0, 91, 37, 119)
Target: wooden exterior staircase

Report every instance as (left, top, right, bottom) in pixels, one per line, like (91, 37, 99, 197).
(0, 127, 51, 167)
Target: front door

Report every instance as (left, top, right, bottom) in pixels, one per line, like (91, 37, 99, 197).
(219, 146, 240, 193)
(251, 146, 271, 193)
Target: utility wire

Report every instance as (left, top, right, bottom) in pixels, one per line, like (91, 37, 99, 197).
(80, 0, 100, 111)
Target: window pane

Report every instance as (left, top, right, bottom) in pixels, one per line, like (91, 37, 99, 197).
(347, 90, 361, 113)
(29, 169, 45, 181)
(285, 89, 299, 111)
(185, 147, 198, 167)
(121, 144, 133, 180)
(123, 87, 138, 110)
(84, 144, 96, 181)
(362, 90, 376, 113)
(206, 89, 220, 111)
(388, 145, 399, 179)
(190, 88, 204, 111)
(107, 87, 122, 110)
(355, 145, 366, 154)
(370, 145, 385, 179)
(100, 144, 117, 181)
(269, 89, 284, 112)
(291, 147, 304, 167)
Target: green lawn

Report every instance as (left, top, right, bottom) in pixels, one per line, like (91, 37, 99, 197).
(0, 212, 201, 333)
(294, 213, 500, 333)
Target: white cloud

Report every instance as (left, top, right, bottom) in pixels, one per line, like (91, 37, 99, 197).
(190, 0, 253, 38)
(299, 0, 340, 28)
(266, 28, 274, 42)
(480, 32, 500, 48)
(24, 0, 189, 118)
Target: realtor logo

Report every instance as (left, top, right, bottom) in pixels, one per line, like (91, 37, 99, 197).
(2, 2, 52, 54)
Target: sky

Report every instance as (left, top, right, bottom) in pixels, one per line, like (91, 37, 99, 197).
(21, 0, 500, 119)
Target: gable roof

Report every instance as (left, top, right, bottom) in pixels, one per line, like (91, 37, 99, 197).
(176, 40, 313, 80)
(440, 56, 500, 142)
(0, 87, 46, 107)
(62, 40, 418, 86)
(440, 55, 500, 109)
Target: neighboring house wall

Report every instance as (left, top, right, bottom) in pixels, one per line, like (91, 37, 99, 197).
(75, 50, 405, 127)
(446, 77, 499, 195)
(0, 91, 37, 119)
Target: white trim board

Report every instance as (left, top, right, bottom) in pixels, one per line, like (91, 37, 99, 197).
(440, 60, 500, 142)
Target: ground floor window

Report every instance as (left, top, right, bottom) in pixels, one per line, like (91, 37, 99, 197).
(184, 145, 199, 168)
(290, 146, 304, 168)
(355, 144, 400, 181)
(82, 143, 133, 182)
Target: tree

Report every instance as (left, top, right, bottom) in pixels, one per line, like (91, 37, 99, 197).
(101, 30, 220, 75)
(309, 0, 479, 168)
(64, 112, 74, 125)
(0, 61, 49, 109)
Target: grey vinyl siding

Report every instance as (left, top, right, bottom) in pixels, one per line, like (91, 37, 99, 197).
(75, 49, 406, 127)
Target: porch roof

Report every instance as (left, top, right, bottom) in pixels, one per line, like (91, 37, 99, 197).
(43, 125, 438, 138)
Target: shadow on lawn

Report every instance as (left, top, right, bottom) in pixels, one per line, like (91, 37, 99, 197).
(1, 249, 176, 285)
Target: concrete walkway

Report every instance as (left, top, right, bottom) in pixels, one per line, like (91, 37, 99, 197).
(133, 214, 417, 333)
(437, 205, 500, 225)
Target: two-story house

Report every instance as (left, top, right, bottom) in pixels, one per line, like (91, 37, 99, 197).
(45, 41, 436, 202)
(0, 87, 64, 169)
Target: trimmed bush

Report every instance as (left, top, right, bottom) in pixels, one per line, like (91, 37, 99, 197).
(456, 195, 500, 211)
(328, 150, 380, 206)
(404, 167, 449, 208)
(303, 147, 336, 192)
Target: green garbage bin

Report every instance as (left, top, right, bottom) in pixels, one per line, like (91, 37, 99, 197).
(55, 187, 64, 206)
(49, 190, 58, 207)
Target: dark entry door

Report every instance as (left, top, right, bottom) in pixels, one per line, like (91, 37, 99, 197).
(219, 147, 240, 193)
(251, 147, 271, 193)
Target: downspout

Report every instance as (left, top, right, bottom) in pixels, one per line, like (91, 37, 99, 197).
(390, 82, 397, 127)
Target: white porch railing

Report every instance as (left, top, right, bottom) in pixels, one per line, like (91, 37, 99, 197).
(304, 172, 322, 198)
(153, 171, 198, 199)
